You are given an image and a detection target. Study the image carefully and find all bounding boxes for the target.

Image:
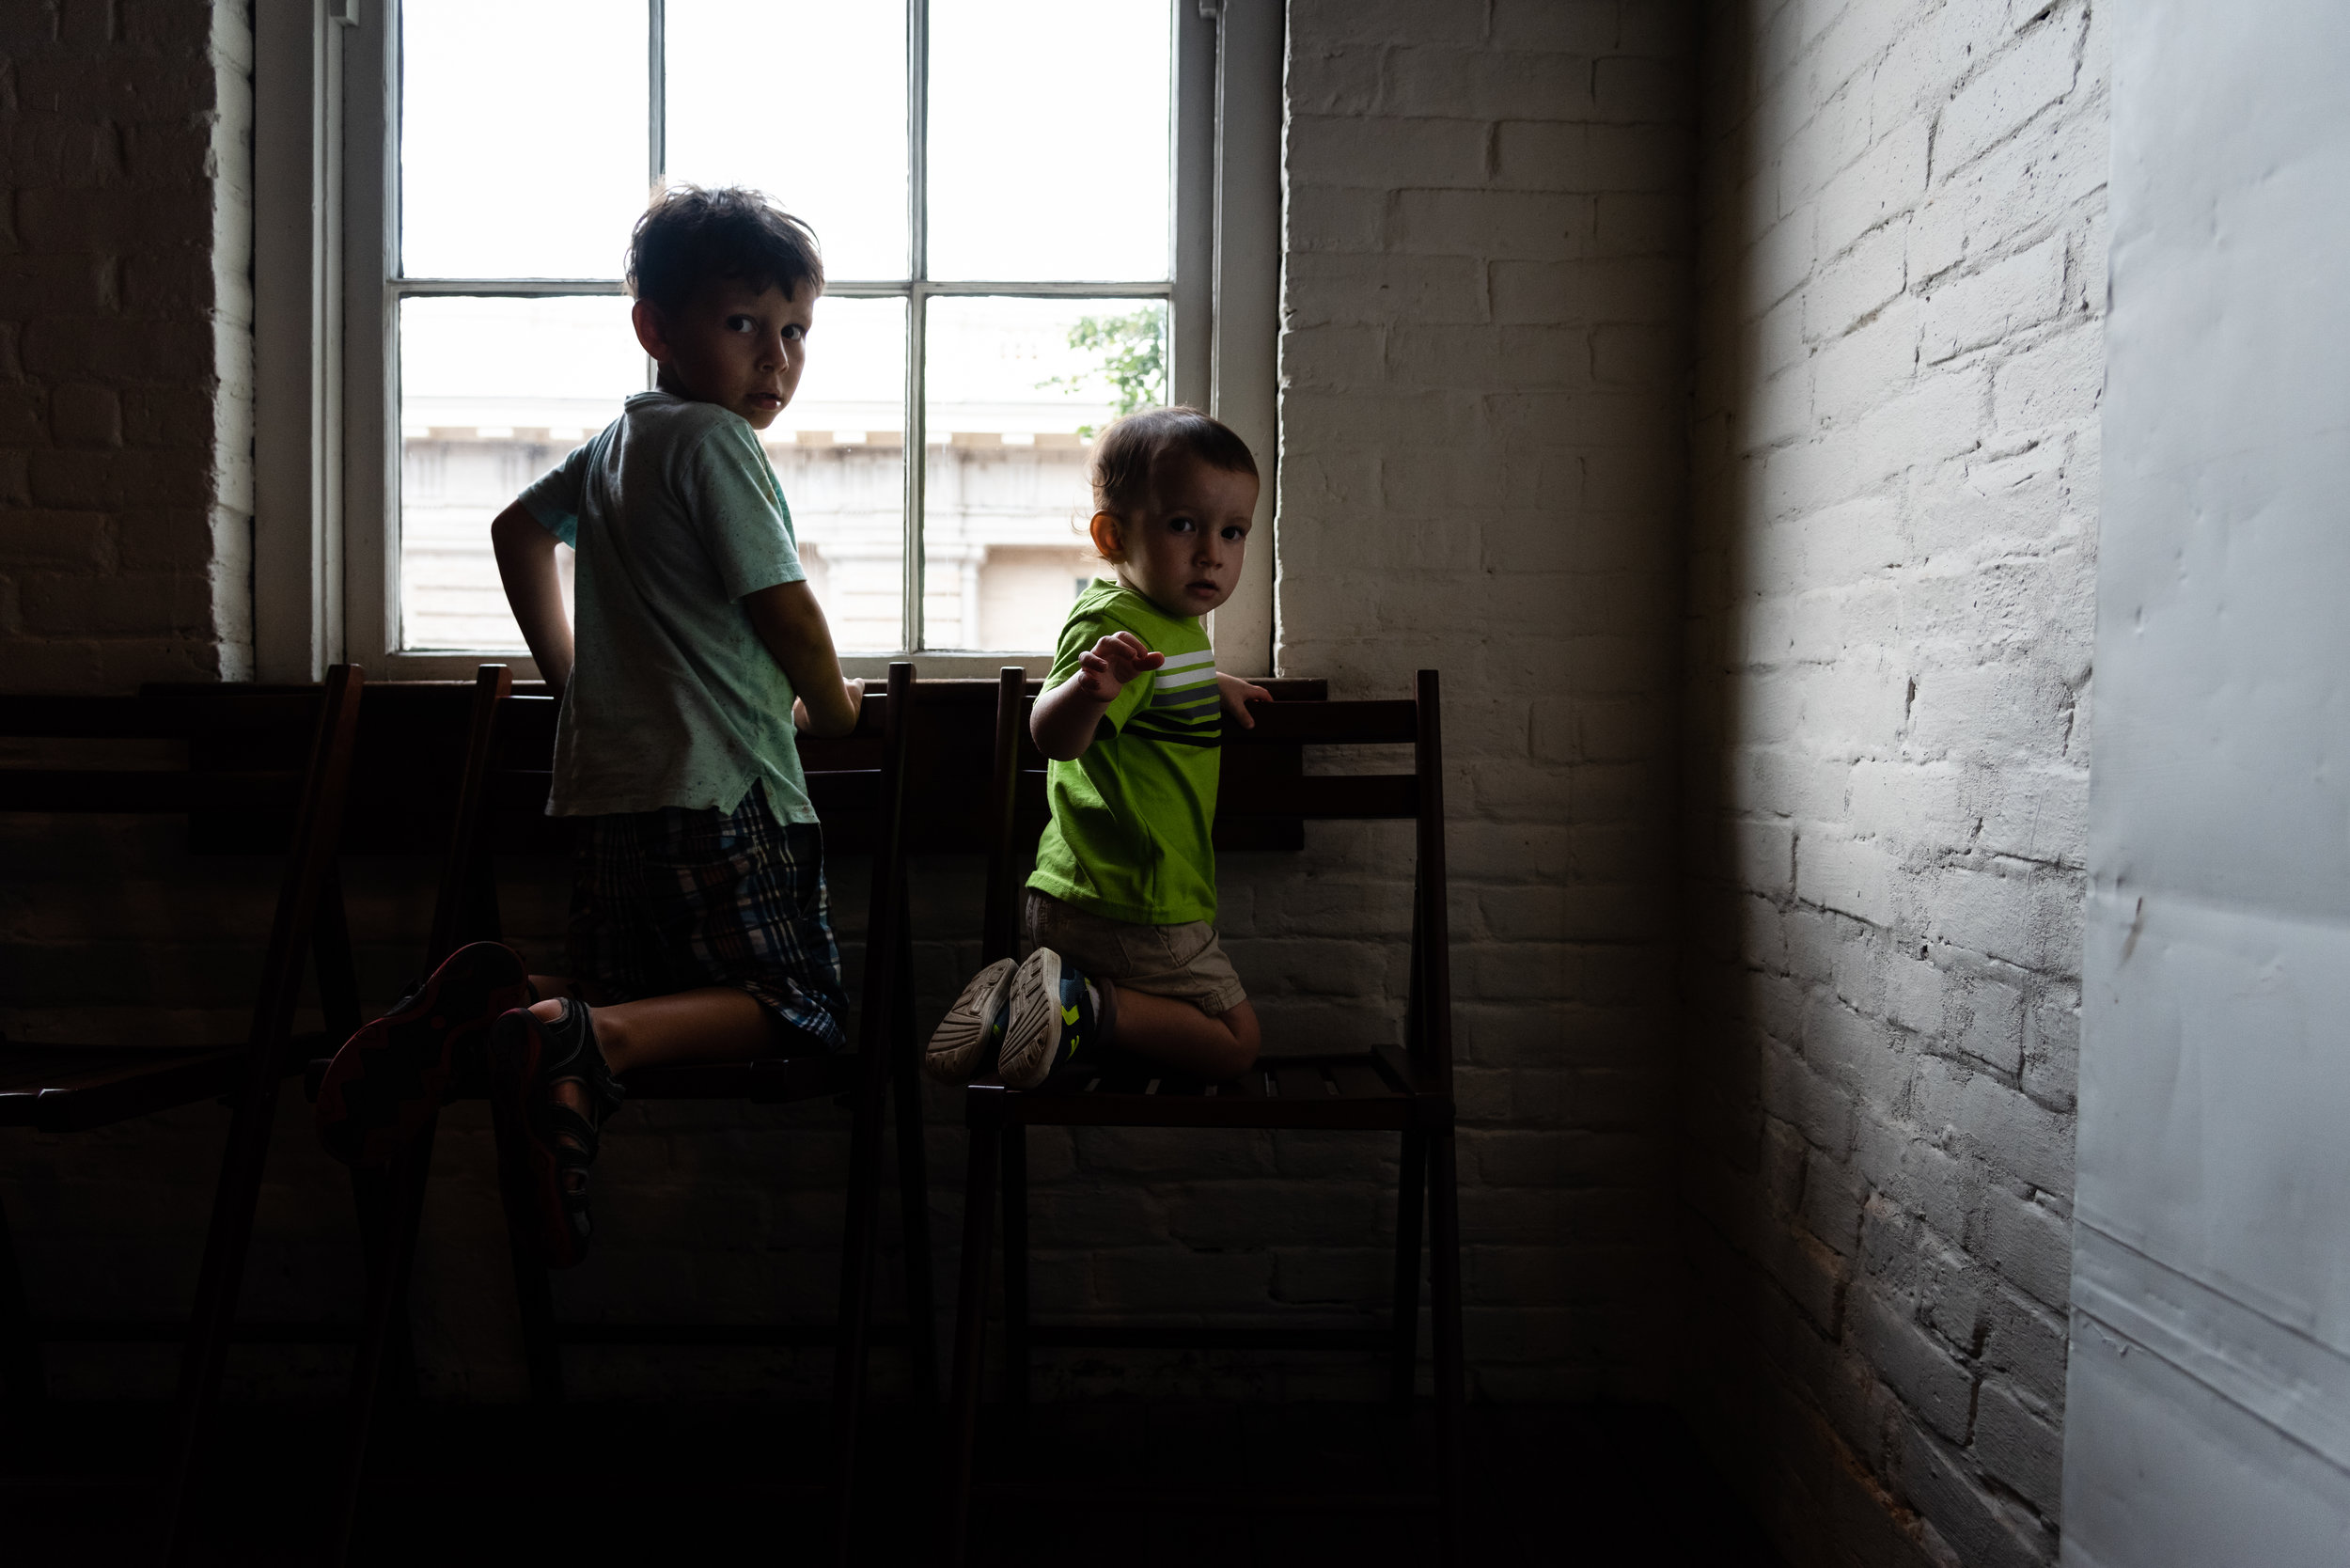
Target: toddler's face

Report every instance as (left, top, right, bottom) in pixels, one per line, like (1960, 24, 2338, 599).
(1100, 455, 1259, 619)
(634, 277, 816, 429)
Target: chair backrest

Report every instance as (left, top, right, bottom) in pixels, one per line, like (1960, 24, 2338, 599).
(0, 667, 367, 1053)
(447, 664, 916, 1062)
(980, 666, 1453, 1092)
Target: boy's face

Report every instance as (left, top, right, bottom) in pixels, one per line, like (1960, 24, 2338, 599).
(633, 277, 816, 430)
(1093, 455, 1259, 620)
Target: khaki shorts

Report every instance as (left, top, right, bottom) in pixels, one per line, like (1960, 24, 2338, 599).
(1023, 888, 1247, 1017)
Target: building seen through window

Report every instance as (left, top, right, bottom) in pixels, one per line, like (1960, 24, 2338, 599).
(393, 0, 1177, 656)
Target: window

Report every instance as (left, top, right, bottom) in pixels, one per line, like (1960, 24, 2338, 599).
(352, 0, 1216, 672)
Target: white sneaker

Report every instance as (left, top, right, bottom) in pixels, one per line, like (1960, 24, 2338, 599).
(923, 957, 1018, 1084)
(995, 948, 1104, 1090)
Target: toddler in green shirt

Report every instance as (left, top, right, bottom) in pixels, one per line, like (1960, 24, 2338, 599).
(927, 408, 1272, 1089)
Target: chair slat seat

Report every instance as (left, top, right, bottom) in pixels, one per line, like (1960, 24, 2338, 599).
(7, 1031, 337, 1112)
(0, 693, 322, 739)
(0, 1043, 246, 1131)
(0, 769, 305, 815)
(620, 1052, 859, 1103)
(972, 1050, 1437, 1131)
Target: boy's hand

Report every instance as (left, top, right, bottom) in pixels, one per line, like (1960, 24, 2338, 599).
(793, 676, 866, 732)
(1216, 671, 1274, 729)
(1073, 631, 1165, 701)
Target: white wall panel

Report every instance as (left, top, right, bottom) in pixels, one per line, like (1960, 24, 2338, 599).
(2069, 1, 2350, 1558)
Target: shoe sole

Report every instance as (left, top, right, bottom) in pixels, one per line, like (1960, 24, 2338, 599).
(996, 949, 1067, 1090)
(488, 1008, 588, 1271)
(314, 943, 529, 1168)
(924, 957, 1018, 1084)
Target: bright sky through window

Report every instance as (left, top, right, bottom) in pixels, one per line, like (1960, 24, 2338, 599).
(392, 0, 1176, 655)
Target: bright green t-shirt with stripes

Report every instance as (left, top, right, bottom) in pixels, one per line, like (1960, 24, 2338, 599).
(1027, 580, 1221, 925)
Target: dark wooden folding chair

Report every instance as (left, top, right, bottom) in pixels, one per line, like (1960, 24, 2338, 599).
(322, 662, 935, 1566)
(937, 666, 1466, 1564)
(0, 667, 367, 1556)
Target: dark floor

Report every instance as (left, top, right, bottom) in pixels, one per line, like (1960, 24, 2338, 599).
(4, 1399, 1783, 1565)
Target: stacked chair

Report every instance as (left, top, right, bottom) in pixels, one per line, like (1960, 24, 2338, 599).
(0, 666, 367, 1559)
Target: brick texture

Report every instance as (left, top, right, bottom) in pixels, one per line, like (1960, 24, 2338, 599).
(1679, 1, 2105, 1563)
(1274, 0, 1697, 1401)
(0, 0, 254, 690)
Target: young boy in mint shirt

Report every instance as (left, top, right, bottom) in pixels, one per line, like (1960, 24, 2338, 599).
(928, 407, 1272, 1090)
(313, 187, 864, 1268)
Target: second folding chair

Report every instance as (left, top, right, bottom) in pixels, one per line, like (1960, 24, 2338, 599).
(323, 662, 933, 1567)
(938, 666, 1467, 1564)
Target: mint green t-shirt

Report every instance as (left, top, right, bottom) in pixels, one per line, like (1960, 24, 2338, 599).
(517, 391, 812, 821)
(1027, 580, 1221, 924)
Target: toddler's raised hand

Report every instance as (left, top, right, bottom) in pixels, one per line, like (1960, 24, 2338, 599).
(1073, 630, 1165, 701)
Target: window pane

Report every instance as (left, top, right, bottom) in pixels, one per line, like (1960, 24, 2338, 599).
(922, 297, 1167, 651)
(401, 0, 649, 278)
(926, 0, 1171, 282)
(398, 296, 645, 651)
(666, 1, 909, 281)
(773, 295, 909, 653)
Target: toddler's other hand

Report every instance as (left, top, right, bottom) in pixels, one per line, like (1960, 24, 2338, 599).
(1074, 631, 1164, 701)
(1216, 671, 1274, 728)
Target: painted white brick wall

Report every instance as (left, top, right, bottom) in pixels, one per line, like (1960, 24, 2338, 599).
(1276, 0, 1697, 1399)
(0, 0, 254, 691)
(1682, 1, 2106, 1563)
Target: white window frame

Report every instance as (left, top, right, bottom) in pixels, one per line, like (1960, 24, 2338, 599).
(252, 0, 1278, 683)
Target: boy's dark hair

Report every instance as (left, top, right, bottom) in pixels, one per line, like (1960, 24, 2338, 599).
(1089, 405, 1259, 526)
(626, 185, 824, 313)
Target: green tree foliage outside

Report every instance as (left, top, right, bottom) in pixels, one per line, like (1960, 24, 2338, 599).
(1041, 307, 1167, 435)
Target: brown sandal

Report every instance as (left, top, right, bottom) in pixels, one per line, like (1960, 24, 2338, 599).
(489, 1000, 624, 1269)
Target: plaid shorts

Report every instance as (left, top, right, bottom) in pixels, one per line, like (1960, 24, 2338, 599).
(566, 785, 851, 1053)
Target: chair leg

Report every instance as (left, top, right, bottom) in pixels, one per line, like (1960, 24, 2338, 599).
(939, 1121, 999, 1568)
(331, 1119, 439, 1568)
(892, 1038, 939, 1408)
(0, 1182, 45, 1414)
(829, 1061, 892, 1565)
(1000, 1124, 1029, 1411)
(312, 867, 364, 1042)
(1428, 1124, 1467, 1568)
(488, 1090, 563, 1403)
(1389, 1128, 1427, 1409)
(161, 1061, 290, 1563)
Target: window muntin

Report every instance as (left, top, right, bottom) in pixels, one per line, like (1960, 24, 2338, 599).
(388, 0, 1179, 657)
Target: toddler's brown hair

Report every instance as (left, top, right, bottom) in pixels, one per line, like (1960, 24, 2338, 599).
(1088, 406, 1258, 559)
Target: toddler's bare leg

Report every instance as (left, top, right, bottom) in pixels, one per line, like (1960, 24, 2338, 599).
(1107, 991, 1260, 1081)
